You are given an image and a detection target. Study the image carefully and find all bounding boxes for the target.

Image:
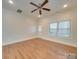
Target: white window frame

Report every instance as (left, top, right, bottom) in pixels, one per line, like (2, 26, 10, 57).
(49, 20, 71, 38)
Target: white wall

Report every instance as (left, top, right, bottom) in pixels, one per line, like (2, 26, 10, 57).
(2, 8, 37, 45)
(3, 7, 77, 47)
(37, 8, 77, 47)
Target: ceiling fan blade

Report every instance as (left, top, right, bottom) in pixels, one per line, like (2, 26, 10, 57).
(31, 9, 38, 13)
(41, 0, 48, 7)
(30, 2, 40, 8)
(39, 10, 42, 15)
(42, 8, 50, 11)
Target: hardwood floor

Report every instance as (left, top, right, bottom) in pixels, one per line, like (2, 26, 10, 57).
(3, 38, 77, 59)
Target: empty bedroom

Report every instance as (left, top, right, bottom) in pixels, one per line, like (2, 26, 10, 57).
(2, 0, 77, 59)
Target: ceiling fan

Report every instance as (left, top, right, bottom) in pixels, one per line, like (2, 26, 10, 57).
(30, 0, 51, 15)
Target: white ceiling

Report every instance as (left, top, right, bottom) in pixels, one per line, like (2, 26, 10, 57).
(2, 0, 76, 19)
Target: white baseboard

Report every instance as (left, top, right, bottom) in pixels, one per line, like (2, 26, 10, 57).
(2, 36, 36, 46)
(38, 36, 77, 47)
(3, 36, 77, 47)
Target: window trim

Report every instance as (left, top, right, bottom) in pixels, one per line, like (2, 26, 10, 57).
(49, 20, 71, 38)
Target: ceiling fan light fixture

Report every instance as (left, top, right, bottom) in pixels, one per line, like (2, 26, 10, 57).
(63, 4, 68, 8)
(30, 0, 50, 15)
(38, 15, 41, 17)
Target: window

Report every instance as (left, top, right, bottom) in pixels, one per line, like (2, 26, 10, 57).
(49, 21, 71, 37)
(49, 23, 57, 36)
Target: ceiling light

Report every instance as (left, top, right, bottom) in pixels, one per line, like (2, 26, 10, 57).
(38, 15, 41, 17)
(9, 0, 14, 4)
(64, 4, 68, 8)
